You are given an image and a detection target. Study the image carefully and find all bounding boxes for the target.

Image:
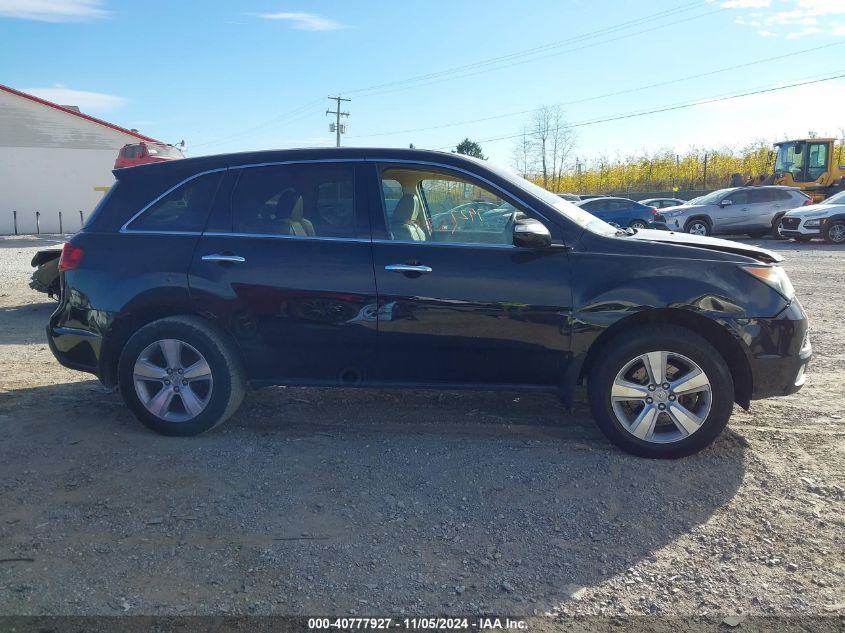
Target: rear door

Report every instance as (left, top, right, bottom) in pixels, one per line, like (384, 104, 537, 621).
(367, 162, 573, 387)
(188, 162, 378, 384)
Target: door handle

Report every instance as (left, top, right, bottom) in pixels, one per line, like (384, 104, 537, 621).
(202, 253, 246, 263)
(385, 264, 432, 274)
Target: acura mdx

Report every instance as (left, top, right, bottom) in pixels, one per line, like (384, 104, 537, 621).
(48, 148, 811, 458)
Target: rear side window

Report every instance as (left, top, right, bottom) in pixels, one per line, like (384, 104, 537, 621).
(231, 163, 357, 238)
(126, 172, 222, 232)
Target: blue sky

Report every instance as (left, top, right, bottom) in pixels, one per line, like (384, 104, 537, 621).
(2, 0, 844, 169)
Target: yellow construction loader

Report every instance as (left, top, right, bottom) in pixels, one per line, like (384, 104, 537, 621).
(764, 138, 845, 203)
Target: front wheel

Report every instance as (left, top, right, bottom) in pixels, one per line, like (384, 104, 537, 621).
(118, 316, 246, 436)
(685, 219, 710, 236)
(824, 220, 845, 244)
(587, 325, 734, 458)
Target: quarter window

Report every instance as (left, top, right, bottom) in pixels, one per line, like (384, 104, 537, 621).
(127, 172, 222, 232)
(380, 168, 527, 246)
(231, 164, 357, 238)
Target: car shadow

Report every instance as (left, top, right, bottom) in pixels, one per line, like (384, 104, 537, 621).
(0, 301, 57, 346)
(0, 377, 747, 615)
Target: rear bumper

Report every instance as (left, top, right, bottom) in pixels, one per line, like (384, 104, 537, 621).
(737, 299, 811, 400)
(46, 324, 103, 376)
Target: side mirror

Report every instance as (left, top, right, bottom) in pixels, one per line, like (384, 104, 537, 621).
(720, 199, 733, 208)
(513, 218, 552, 248)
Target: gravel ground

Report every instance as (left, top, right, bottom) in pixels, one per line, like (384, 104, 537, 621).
(0, 235, 843, 627)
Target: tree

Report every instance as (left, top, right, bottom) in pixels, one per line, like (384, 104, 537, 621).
(513, 105, 576, 190)
(455, 138, 486, 159)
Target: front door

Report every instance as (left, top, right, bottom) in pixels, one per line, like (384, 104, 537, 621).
(188, 162, 378, 384)
(368, 163, 573, 387)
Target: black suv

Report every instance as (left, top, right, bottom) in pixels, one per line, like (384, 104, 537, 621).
(48, 148, 811, 458)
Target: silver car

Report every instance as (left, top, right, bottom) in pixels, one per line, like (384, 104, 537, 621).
(658, 186, 809, 237)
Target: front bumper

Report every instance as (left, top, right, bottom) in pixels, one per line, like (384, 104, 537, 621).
(734, 299, 811, 400)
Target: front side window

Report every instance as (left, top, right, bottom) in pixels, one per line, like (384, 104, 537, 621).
(379, 168, 528, 245)
(231, 164, 357, 238)
(127, 171, 222, 232)
(725, 190, 749, 205)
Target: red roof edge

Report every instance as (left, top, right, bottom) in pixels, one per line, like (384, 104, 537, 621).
(0, 83, 161, 144)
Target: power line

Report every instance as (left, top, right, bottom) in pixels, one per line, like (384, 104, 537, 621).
(343, 1, 708, 97)
(189, 1, 715, 151)
(431, 71, 845, 149)
(348, 39, 845, 140)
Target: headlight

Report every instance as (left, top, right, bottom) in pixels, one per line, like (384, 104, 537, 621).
(803, 218, 826, 228)
(740, 265, 795, 300)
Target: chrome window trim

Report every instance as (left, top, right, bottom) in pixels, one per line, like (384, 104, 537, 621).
(202, 231, 370, 244)
(119, 156, 557, 236)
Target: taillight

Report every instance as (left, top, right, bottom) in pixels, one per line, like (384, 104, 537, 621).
(58, 243, 84, 271)
(651, 207, 658, 215)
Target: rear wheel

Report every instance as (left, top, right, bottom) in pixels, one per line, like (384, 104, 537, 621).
(685, 219, 710, 236)
(118, 316, 246, 436)
(587, 325, 734, 458)
(629, 220, 648, 230)
(824, 220, 845, 244)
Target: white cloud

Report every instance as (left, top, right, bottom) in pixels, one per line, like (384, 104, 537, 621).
(0, 0, 108, 22)
(720, 0, 845, 37)
(257, 11, 346, 31)
(22, 86, 127, 112)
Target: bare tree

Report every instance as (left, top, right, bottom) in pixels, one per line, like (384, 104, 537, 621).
(511, 126, 534, 178)
(512, 105, 576, 189)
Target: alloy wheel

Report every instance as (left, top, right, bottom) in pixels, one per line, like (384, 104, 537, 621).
(610, 351, 712, 444)
(133, 339, 213, 422)
(687, 221, 708, 236)
(828, 222, 845, 244)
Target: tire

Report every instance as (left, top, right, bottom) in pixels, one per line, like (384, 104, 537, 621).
(587, 324, 734, 458)
(824, 220, 845, 244)
(118, 316, 246, 436)
(684, 218, 710, 236)
(629, 220, 648, 230)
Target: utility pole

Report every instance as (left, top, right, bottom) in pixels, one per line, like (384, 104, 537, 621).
(326, 96, 350, 147)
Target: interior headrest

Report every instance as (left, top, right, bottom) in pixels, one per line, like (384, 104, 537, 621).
(393, 194, 417, 224)
(276, 190, 303, 221)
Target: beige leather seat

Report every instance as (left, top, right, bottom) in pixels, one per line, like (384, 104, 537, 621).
(276, 190, 315, 237)
(391, 194, 426, 241)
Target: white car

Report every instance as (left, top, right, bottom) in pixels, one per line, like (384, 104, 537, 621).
(779, 190, 845, 244)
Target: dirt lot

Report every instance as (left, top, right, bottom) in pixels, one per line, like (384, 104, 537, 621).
(0, 235, 843, 625)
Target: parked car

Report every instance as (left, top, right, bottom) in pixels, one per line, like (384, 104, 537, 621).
(47, 148, 810, 458)
(29, 249, 61, 298)
(114, 142, 185, 169)
(778, 189, 845, 243)
(657, 186, 810, 237)
(556, 193, 581, 202)
(576, 197, 657, 230)
(641, 197, 686, 209)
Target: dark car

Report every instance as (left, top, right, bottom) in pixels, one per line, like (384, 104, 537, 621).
(48, 148, 811, 458)
(576, 197, 657, 230)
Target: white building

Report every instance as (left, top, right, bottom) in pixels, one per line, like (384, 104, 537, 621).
(0, 84, 159, 235)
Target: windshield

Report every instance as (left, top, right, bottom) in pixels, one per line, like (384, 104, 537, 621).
(693, 189, 730, 205)
(774, 142, 803, 173)
(481, 161, 618, 236)
(146, 144, 184, 159)
(825, 190, 845, 204)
